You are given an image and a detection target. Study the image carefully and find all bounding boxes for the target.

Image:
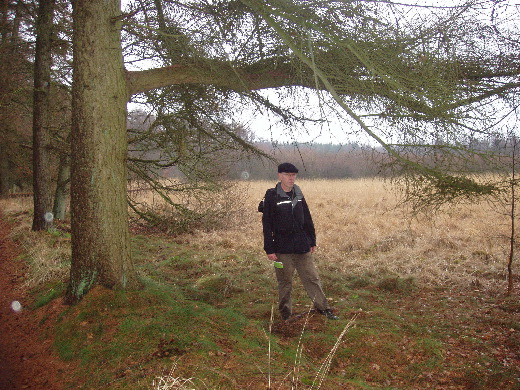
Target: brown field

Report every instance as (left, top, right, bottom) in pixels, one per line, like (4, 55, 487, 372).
(170, 178, 513, 293)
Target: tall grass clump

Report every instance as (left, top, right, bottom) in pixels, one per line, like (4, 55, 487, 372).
(152, 364, 207, 390)
(152, 312, 358, 390)
(1, 198, 70, 291)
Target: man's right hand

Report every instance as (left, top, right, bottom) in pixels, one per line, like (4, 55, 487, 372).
(267, 253, 278, 261)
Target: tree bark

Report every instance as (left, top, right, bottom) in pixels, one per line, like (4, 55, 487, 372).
(507, 139, 517, 296)
(32, 0, 55, 231)
(66, 0, 141, 304)
(1, 0, 22, 197)
(0, 1, 9, 197)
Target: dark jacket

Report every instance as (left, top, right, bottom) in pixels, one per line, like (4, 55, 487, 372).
(262, 183, 316, 254)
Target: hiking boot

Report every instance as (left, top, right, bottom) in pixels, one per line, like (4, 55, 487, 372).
(319, 309, 339, 320)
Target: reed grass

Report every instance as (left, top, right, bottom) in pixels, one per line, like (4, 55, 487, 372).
(163, 178, 511, 293)
(152, 364, 206, 390)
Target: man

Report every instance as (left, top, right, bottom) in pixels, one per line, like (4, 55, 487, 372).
(261, 162, 338, 321)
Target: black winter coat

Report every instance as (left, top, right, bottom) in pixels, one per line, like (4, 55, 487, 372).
(262, 183, 316, 254)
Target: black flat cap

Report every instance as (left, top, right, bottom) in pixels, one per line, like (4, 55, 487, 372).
(278, 162, 299, 173)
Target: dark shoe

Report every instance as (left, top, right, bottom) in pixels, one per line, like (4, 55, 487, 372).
(319, 309, 339, 320)
(281, 312, 291, 321)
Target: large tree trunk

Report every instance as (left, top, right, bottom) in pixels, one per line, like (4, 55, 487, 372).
(66, 0, 140, 304)
(32, 0, 55, 231)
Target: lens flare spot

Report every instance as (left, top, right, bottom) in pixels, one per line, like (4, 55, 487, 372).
(11, 300, 22, 312)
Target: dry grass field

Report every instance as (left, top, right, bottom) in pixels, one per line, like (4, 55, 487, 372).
(5, 177, 510, 293)
(167, 178, 512, 294)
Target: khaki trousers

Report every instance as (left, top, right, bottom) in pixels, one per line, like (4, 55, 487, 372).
(275, 252, 330, 318)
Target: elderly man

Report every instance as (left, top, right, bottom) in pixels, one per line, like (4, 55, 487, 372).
(261, 162, 338, 321)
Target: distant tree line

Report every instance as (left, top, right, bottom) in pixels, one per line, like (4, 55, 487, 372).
(227, 141, 384, 180)
(126, 108, 520, 183)
(126, 108, 384, 180)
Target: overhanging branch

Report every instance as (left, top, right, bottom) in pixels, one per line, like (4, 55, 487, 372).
(125, 59, 299, 97)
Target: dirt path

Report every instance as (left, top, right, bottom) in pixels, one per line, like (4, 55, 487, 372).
(0, 215, 70, 389)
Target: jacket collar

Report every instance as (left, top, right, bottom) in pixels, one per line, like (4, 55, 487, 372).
(276, 182, 303, 207)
